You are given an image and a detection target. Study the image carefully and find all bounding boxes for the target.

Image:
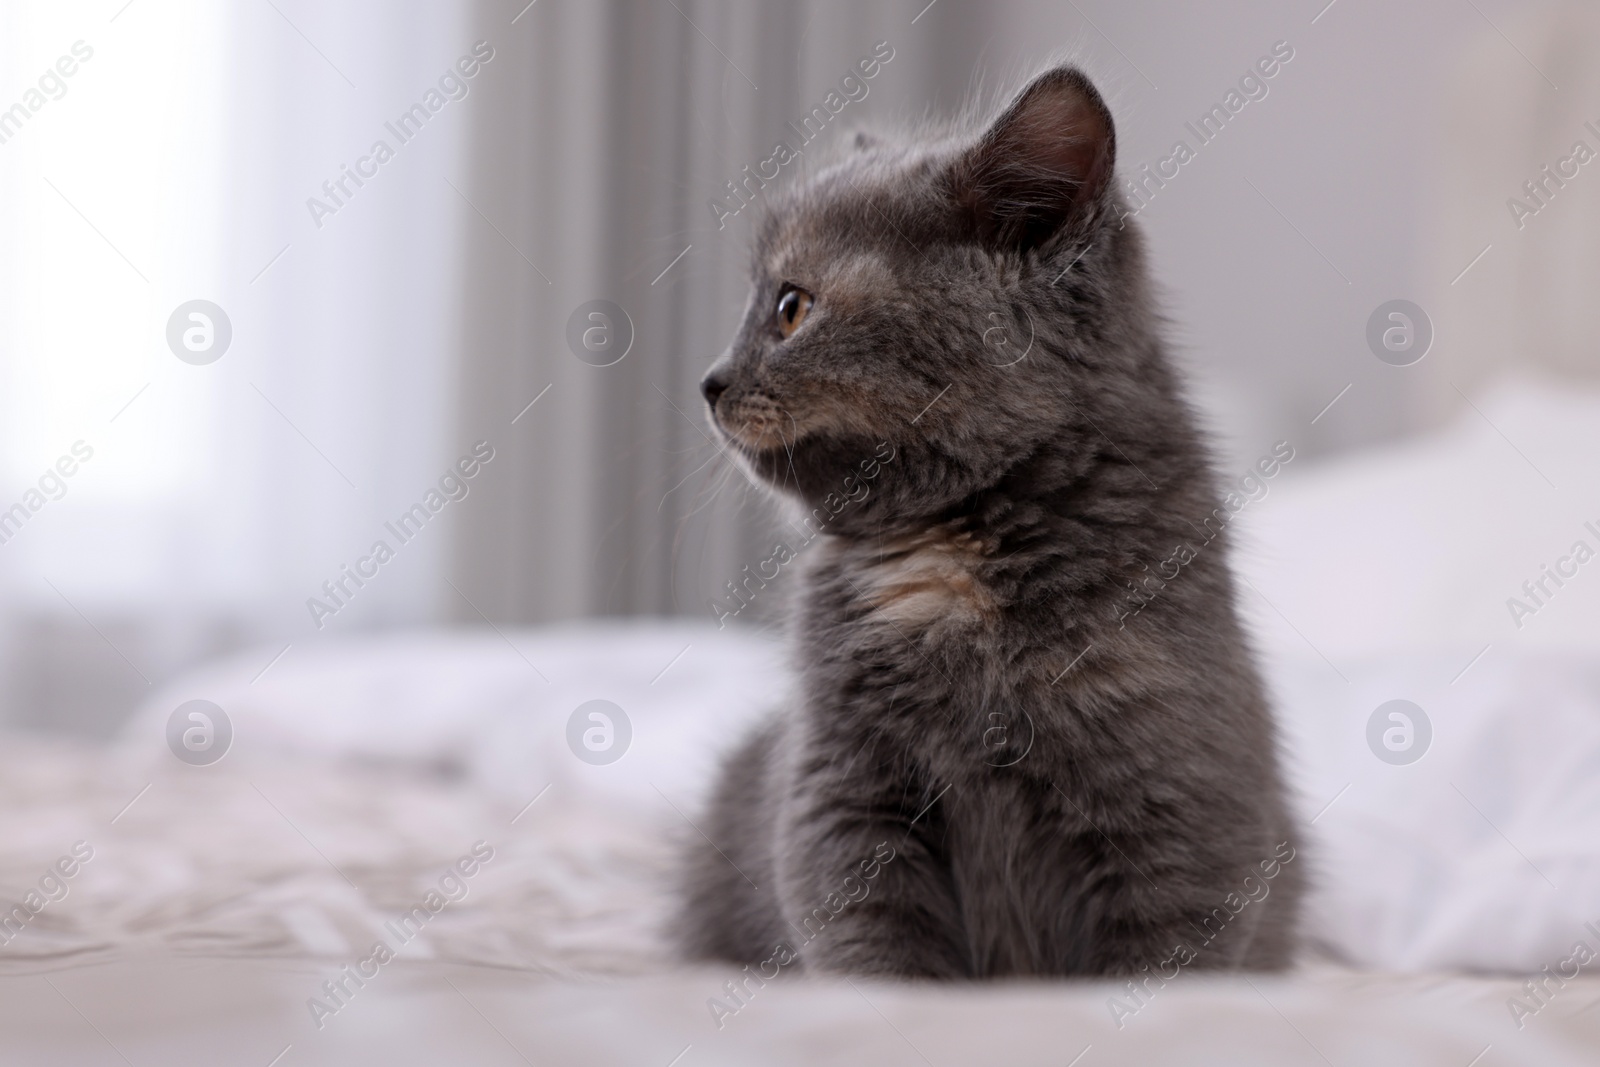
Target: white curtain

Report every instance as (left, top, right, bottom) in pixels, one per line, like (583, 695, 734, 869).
(1420, 4, 1600, 421)
(449, 0, 967, 625)
(0, 0, 466, 732)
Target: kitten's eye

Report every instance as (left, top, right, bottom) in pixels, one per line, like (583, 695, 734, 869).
(775, 286, 814, 339)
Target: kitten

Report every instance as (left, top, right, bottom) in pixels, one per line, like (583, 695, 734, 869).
(677, 66, 1302, 978)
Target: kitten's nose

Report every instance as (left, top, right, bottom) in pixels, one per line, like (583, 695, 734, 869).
(701, 372, 728, 408)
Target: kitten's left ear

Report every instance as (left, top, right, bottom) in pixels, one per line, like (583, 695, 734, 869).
(953, 67, 1115, 250)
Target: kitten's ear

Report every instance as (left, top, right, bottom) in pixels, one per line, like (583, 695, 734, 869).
(954, 67, 1115, 250)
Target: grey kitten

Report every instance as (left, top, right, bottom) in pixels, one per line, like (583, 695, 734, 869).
(677, 65, 1302, 981)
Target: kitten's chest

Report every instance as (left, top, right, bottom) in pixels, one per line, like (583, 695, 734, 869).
(816, 527, 1002, 634)
(796, 528, 1105, 759)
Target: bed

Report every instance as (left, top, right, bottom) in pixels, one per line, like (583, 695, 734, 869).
(3, 376, 1600, 1064)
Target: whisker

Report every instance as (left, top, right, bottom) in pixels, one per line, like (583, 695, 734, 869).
(777, 409, 802, 494)
(658, 448, 722, 514)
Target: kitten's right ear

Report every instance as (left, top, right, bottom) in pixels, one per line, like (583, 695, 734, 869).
(952, 67, 1116, 251)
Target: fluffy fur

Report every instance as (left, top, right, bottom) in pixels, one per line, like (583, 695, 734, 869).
(677, 66, 1302, 979)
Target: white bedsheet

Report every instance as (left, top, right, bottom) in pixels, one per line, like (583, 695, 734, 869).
(113, 618, 1600, 979)
(1233, 375, 1600, 971)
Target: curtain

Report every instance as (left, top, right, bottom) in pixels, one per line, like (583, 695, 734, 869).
(0, 0, 467, 732)
(1420, 4, 1600, 422)
(450, 0, 971, 625)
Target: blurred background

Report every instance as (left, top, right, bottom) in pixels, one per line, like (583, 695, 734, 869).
(1, 0, 1597, 736)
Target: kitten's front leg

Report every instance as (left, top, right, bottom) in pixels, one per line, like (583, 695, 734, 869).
(775, 777, 970, 979)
